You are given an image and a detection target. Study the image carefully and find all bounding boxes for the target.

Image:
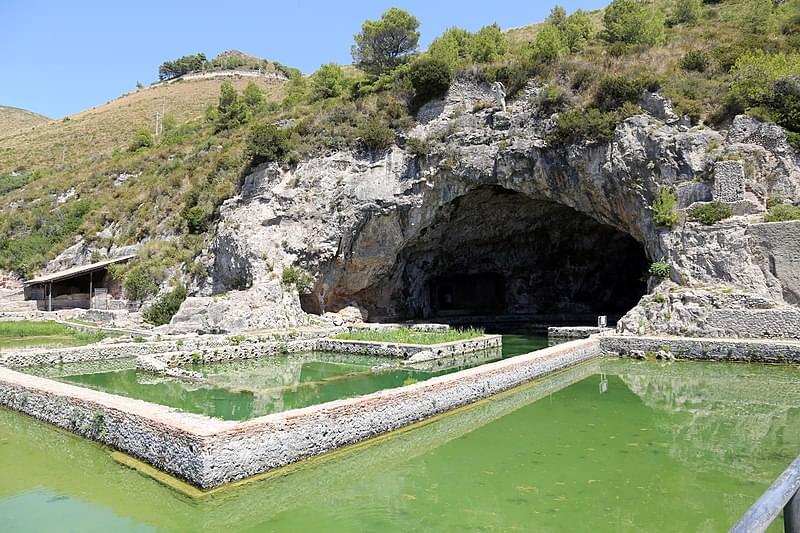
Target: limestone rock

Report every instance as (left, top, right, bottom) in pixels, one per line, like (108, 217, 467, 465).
(166, 77, 800, 338)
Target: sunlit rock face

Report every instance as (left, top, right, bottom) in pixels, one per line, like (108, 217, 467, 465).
(171, 78, 800, 334)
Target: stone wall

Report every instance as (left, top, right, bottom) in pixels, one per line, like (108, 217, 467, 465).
(0, 329, 337, 368)
(315, 335, 502, 359)
(0, 367, 224, 484)
(548, 326, 612, 338)
(600, 335, 800, 363)
(0, 337, 600, 489)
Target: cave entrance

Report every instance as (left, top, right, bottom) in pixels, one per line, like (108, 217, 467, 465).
(389, 186, 650, 325)
(430, 273, 505, 316)
(318, 185, 650, 326)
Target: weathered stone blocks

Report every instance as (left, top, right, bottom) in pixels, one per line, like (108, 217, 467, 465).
(713, 160, 746, 202)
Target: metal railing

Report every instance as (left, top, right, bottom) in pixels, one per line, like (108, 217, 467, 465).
(731, 455, 800, 533)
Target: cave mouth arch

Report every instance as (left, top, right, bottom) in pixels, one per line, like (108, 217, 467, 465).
(318, 185, 650, 325)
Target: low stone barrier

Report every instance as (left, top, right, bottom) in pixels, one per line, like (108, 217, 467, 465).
(548, 326, 613, 338)
(0, 328, 338, 368)
(600, 335, 800, 363)
(315, 335, 502, 359)
(139, 339, 317, 369)
(0, 337, 599, 489)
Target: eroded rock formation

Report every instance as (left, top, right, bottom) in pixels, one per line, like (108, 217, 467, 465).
(170, 78, 800, 335)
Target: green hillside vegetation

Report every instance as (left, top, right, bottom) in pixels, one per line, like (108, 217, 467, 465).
(1, 0, 798, 306)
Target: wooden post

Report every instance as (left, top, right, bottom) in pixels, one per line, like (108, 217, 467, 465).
(48, 282, 52, 312)
(89, 271, 93, 309)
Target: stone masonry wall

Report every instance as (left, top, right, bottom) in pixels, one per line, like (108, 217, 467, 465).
(315, 335, 502, 359)
(600, 335, 800, 363)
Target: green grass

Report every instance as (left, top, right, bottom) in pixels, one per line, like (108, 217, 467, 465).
(0, 320, 107, 350)
(333, 326, 485, 345)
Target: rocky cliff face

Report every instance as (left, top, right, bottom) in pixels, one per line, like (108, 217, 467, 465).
(170, 78, 800, 336)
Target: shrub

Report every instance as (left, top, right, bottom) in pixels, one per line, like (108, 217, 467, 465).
(679, 50, 709, 73)
(121, 265, 160, 302)
(593, 76, 645, 112)
(428, 27, 472, 71)
(310, 63, 346, 100)
(530, 23, 568, 64)
(649, 261, 672, 279)
(547, 108, 619, 145)
(653, 187, 680, 228)
(561, 10, 595, 52)
(406, 137, 432, 158)
(764, 203, 800, 222)
(356, 117, 395, 151)
(468, 23, 508, 63)
(767, 77, 800, 133)
(601, 0, 666, 47)
(247, 123, 292, 165)
(688, 201, 733, 225)
(670, 0, 702, 25)
(215, 81, 247, 131)
(536, 85, 566, 116)
(730, 52, 800, 111)
(281, 266, 314, 294)
(408, 56, 452, 106)
(181, 204, 213, 233)
(142, 285, 187, 326)
(242, 81, 265, 113)
(128, 128, 153, 152)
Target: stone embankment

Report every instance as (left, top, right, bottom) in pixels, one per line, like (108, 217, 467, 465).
(601, 335, 800, 363)
(0, 328, 339, 368)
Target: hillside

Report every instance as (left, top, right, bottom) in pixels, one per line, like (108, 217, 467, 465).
(0, 106, 50, 137)
(0, 71, 287, 278)
(0, 76, 285, 174)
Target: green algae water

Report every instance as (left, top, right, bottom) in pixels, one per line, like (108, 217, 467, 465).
(53, 350, 505, 421)
(3, 358, 799, 532)
(49, 334, 552, 421)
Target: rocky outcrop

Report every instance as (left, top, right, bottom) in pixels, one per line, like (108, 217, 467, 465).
(172, 78, 800, 337)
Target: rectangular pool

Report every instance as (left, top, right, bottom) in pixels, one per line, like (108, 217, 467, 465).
(2, 358, 799, 532)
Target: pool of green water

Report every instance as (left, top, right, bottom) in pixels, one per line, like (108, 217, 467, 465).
(51, 335, 552, 421)
(3, 358, 799, 532)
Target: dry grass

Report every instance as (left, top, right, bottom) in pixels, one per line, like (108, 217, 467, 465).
(0, 106, 50, 137)
(0, 76, 286, 174)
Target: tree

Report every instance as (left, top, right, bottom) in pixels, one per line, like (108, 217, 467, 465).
(158, 53, 207, 81)
(215, 81, 247, 131)
(546, 6, 568, 27)
(352, 8, 420, 75)
(602, 0, 665, 47)
(468, 23, 508, 63)
(408, 56, 452, 106)
(531, 24, 568, 64)
(242, 81, 265, 113)
(428, 27, 472, 71)
(561, 10, 595, 52)
(310, 63, 346, 100)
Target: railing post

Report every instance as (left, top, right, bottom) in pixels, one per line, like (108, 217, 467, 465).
(785, 490, 800, 533)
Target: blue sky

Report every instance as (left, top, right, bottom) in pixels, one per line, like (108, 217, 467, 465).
(0, 0, 606, 118)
